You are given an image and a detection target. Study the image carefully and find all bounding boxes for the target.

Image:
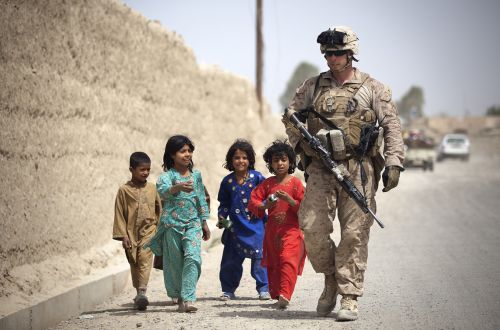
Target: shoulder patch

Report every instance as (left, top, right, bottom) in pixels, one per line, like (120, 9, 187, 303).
(296, 76, 316, 93)
(381, 87, 392, 102)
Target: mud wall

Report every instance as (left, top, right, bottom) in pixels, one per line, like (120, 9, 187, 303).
(0, 0, 283, 279)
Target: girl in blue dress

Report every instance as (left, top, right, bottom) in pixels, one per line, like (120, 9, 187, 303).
(217, 139, 270, 300)
(146, 135, 210, 313)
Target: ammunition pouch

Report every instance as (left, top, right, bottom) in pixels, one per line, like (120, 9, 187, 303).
(316, 124, 382, 161)
(316, 128, 347, 160)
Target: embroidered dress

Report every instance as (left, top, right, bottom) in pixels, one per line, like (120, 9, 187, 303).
(218, 170, 268, 294)
(249, 176, 306, 301)
(145, 168, 209, 302)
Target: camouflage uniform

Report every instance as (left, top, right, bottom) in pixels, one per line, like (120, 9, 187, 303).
(283, 68, 404, 297)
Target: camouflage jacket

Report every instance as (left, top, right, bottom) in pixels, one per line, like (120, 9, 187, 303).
(283, 68, 405, 169)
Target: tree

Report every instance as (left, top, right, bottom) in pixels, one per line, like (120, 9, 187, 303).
(486, 105, 500, 116)
(280, 62, 319, 109)
(397, 86, 425, 122)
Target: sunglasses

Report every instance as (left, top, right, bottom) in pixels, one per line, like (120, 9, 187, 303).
(324, 50, 348, 57)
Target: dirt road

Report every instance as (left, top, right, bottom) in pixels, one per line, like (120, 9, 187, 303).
(52, 137, 500, 330)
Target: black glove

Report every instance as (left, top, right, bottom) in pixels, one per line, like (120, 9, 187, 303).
(382, 166, 401, 192)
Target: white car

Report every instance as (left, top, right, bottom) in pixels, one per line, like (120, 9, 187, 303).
(437, 134, 470, 161)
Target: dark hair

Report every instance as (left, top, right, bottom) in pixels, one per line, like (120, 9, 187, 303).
(162, 135, 195, 171)
(223, 139, 256, 171)
(263, 140, 296, 174)
(130, 151, 151, 168)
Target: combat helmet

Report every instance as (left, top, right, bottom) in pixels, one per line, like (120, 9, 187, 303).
(317, 26, 359, 56)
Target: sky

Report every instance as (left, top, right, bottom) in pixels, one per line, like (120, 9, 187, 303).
(121, 0, 500, 117)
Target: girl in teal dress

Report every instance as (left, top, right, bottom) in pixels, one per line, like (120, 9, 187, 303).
(146, 135, 211, 313)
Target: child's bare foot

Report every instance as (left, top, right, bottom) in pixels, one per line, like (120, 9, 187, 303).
(184, 301, 198, 313)
(276, 295, 289, 310)
(177, 298, 185, 312)
(219, 292, 236, 301)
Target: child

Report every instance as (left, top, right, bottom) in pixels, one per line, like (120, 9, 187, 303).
(217, 139, 270, 301)
(113, 151, 161, 311)
(249, 140, 306, 309)
(145, 135, 210, 313)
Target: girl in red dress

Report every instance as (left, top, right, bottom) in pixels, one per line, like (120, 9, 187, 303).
(249, 140, 306, 309)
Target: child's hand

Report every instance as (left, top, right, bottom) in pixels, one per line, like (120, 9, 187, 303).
(202, 221, 211, 241)
(275, 190, 295, 206)
(179, 180, 194, 192)
(275, 190, 290, 200)
(122, 237, 132, 249)
(216, 216, 225, 229)
(172, 181, 194, 193)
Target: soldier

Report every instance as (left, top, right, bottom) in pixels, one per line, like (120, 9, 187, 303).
(282, 26, 404, 321)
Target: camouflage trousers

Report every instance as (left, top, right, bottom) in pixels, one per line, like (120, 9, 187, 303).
(298, 157, 376, 297)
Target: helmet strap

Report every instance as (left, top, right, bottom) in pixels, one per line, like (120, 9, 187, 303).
(328, 51, 356, 73)
(347, 52, 358, 63)
(332, 57, 353, 73)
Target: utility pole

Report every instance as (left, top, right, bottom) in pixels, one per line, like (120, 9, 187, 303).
(256, 0, 263, 119)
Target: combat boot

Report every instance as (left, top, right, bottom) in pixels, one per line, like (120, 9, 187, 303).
(336, 295, 358, 321)
(316, 273, 338, 316)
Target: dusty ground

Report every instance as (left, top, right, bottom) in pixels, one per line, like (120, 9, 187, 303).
(50, 136, 500, 329)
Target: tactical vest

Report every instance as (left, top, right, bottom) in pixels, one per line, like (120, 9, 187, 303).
(308, 72, 377, 151)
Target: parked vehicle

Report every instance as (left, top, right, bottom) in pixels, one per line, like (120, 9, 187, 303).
(436, 134, 470, 161)
(404, 145, 436, 171)
(403, 129, 436, 171)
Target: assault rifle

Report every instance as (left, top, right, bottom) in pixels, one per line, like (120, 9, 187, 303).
(288, 111, 385, 228)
